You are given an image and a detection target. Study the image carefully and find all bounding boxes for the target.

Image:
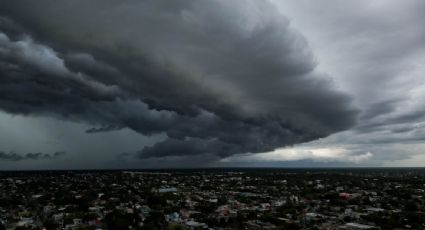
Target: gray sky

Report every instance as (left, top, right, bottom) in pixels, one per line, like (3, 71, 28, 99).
(0, 0, 424, 169)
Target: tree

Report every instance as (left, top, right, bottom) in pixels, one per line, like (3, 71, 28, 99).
(142, 211, 166, 230)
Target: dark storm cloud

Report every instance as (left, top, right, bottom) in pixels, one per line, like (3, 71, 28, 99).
(138, 138, 238, 159)
(0, 151, 66, 161)
(85, 125, 124, 134)
(0, 0, 357, 159)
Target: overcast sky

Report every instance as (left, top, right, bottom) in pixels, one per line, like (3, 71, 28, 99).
(0, 0, 424, 169)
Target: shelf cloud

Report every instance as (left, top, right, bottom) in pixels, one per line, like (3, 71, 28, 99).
(0, 0, 358, 160)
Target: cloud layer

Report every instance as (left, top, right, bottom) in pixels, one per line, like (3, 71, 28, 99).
(262, 0, 425, 166)
(221, 147, 373, 164)
(0, 151, 65, 161)
(0, 0, 357, 159)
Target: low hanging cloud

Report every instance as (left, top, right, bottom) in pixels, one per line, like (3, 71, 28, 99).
(0, 151, 66, 161)
(0, 0, 357, 159)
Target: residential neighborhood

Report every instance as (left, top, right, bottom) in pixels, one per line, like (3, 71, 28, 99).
(0, 169, 424, 229)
